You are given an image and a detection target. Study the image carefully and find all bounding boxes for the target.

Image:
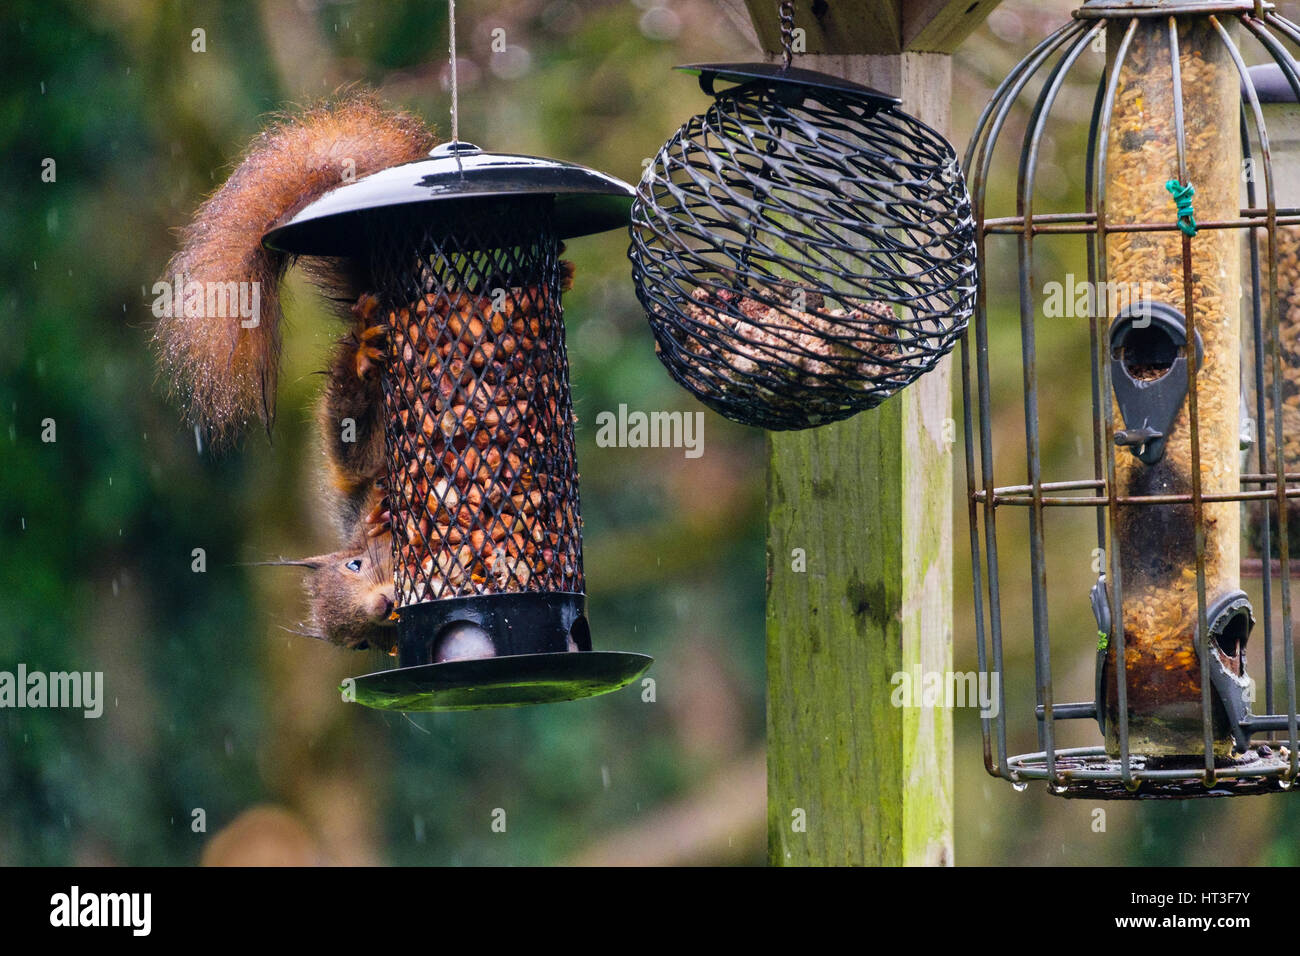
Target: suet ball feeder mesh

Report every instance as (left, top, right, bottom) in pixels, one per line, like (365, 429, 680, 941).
(629, 61, 977, 430)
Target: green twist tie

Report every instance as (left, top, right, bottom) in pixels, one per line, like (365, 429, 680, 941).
(1165, 179, 1197, 237)
(1097, 630, 1109, 652)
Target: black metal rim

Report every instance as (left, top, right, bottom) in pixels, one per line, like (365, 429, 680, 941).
(1007, 747, 1296, 799)
(395, 592, 590, 665)
(676, 61, 901, 105)
(346, 650, 653, 711)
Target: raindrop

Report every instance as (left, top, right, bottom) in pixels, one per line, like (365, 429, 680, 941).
(601, 765, 611, 789)
(1012, 780, 1028, 792)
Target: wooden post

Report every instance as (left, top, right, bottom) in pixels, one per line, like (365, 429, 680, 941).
(751, 0, 999, 867)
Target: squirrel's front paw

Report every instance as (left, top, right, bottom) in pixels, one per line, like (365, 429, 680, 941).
(350, 294, 391, 380)
(364, 480, 392, 538)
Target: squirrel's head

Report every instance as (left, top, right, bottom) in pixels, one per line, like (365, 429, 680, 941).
(262, 535, 398, 651)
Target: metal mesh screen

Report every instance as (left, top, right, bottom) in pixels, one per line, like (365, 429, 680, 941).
(368, 198, 583, 608)
(629, 77, 977, 430)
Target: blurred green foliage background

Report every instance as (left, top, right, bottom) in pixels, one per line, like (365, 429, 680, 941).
(3, 0, 1299, 866)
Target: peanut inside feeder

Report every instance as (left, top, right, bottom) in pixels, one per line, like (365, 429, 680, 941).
(375, 199, 581, 611)
(262, 141, 651, 710)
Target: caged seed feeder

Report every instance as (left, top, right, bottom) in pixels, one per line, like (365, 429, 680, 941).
(627, 1, 977, 431)
(965, 0, 1300, 798)
(264, 142, 652, 711)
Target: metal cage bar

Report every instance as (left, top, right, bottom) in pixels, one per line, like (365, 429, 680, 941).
(965, 15, 1088, 784)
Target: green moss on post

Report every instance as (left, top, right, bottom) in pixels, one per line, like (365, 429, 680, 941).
(758, 47, 957, 867)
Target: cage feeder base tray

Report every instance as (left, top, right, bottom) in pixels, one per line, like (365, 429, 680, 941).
(347, 651, 653, 712)
(1008, 746, 1296, 800)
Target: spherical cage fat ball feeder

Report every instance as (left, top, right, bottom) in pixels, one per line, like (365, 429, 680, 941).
(964, 0, 1300, 798)
(265, 142, 652, 711)
(628, 59, 978, 430)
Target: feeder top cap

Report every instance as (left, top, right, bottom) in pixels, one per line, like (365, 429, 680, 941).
(1246, 62, 1300, 104)
(263, 143, 635, 256)
(1075, 0, 1269, 17)
(677, 61, 900, 107)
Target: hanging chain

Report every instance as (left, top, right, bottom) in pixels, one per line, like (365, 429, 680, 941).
(448, 0, 460, 146)
(778, 1, 795, 72)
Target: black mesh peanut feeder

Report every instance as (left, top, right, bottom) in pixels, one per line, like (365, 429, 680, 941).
(265, 143, 651, 711)
(628, 12, 977, 430)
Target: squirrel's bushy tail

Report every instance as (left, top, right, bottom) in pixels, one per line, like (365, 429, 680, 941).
(156, 93, 437, 445)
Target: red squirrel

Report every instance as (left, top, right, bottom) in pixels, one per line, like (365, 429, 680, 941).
(157, 94, 578, 652)
(156, 94, 436, 652)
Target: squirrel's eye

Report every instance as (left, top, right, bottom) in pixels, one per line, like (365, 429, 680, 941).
(345, 558, 363, 573)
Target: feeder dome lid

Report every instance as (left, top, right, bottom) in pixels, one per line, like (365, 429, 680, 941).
(1076, 0, 1264, 16)
(678, 61, 900, 109)
(263, 141, 635, 256)
(1245, 61, 1300, 104)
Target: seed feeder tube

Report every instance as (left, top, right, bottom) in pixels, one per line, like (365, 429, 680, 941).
(265, 142, 652, 711)
(1101, 14, 1245, 759)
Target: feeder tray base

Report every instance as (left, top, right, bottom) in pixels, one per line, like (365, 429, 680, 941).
(346, 651, 652, 712)
(1007, 746, 1296, 800)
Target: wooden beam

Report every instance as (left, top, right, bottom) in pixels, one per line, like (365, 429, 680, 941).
(765, 52, 955, 866)
(743, 0, 1002, 56)
(744, 0, 903, 55)
(904, 0, 1006, 53)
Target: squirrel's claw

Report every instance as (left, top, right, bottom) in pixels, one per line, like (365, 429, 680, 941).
(351, 305, 391, 379)
(364, 493, 392, 535)
(354, 344, 387, 380)
(352, 293, 382, 321)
